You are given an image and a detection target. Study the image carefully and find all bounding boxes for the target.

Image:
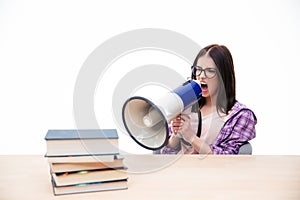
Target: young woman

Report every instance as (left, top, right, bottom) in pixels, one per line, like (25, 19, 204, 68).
(161, 44, 257, 154)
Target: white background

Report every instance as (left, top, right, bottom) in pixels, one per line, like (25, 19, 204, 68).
(0, 0, 299, 155)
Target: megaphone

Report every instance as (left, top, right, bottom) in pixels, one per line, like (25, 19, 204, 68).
(122, 80, 202, 150)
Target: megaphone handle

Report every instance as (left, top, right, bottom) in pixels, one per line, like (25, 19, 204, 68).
(175, 107, 192, 139)
(176, 131, 183, 138)
(177, 131, 193, 147)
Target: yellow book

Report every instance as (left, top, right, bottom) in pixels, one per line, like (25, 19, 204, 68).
(52, 169, 128, 187)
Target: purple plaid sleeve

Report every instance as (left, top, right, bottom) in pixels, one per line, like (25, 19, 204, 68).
(210, 108, 257, 154)
(160, 144, 181, 154)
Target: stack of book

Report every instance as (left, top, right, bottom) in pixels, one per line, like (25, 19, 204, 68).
(44, 129, 128, 195)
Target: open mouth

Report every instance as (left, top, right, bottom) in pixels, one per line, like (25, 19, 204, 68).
(200, 82, 208, 91)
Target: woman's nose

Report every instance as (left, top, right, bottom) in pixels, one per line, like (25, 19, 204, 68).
(199, 70, 206, 78)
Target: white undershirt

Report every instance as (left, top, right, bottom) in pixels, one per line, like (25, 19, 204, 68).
(200, 111, 226, 145)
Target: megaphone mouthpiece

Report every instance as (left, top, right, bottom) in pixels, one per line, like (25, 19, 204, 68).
(142, 107, 162, 127)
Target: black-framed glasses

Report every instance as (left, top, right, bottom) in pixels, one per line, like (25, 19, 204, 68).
(192, 66, 217, 79)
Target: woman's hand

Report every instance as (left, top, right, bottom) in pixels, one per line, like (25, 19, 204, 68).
(170, 115, 182, 135)
(165, 115, 182, 149)
(178, 115, 196, 144)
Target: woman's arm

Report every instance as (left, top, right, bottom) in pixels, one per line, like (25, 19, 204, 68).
(179, 115, 213, 154)
(190, 137, 213, 154)
(160, 116, 182, 154)
(166, 133, 180, 149)
(210, 109, 257, 154)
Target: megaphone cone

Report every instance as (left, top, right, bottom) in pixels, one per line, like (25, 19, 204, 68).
(122, 80, 202, 150)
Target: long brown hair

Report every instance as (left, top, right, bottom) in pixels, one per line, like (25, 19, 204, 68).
(192, 44, 236, 114)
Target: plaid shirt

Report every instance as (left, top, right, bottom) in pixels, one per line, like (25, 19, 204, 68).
(161, 101, 257, 154)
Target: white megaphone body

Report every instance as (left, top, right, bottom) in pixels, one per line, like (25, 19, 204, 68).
(122, 80, 202, 150)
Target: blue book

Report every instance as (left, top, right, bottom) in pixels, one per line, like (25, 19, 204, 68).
(45, 129, 119, 157)
(45, 129, 119, 140)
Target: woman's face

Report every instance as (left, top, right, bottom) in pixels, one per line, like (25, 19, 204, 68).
(195, 54, 219, 101)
